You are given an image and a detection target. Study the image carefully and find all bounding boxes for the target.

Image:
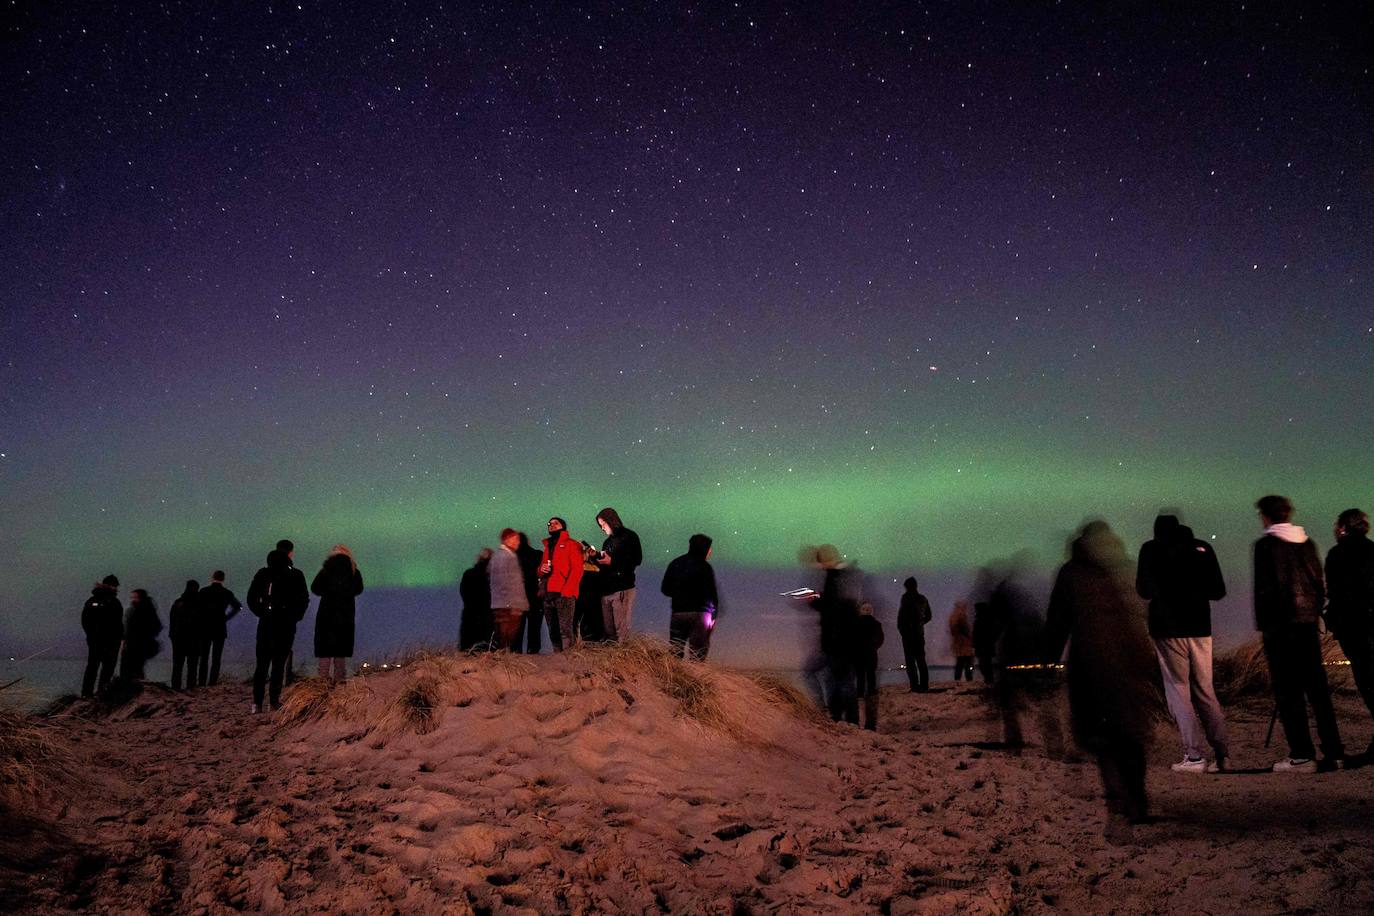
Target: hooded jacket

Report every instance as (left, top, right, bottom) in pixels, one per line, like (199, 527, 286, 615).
(660, 535, 719, 615)
(1253, 525, 1324, 631)
(247, 550, 311, 652)
(599, 527, 643, 593)
(541, 530, 584, 598)
(1135, 515, 1226, 639)
(81, 586, 124, 648)
(1326, 532, 1374, 636)
(896, 589, 932, 642)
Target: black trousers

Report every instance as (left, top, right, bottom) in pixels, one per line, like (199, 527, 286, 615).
(171, 645, 190, 689)
(253, 649, 290, 708)
(1096, 736, 1148, 822)
(953, 656, 975, 680)
(669, 612, 713, 660)
(519, 605, 544, 653)
(1335, 625, 1374, 728)
(1263, 623, 1344, 760)
(902, 638, 929, 690)
(82, 645, 118, 697)
(202, 637, 226, 685)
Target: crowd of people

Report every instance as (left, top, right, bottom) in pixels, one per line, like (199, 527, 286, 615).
(77, 493, 1374, 829)
(78, 509, 724, 711)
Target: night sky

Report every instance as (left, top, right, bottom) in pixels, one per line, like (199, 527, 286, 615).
(2, 2, 1371, 658)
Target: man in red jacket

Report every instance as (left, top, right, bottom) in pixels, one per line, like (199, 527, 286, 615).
(540, 517, 584, 651)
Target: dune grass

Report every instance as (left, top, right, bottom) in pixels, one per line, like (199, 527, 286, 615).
(0, 707, 67, 804)
(1214, 635, 1351, 704)
(276, 677, 374, 726)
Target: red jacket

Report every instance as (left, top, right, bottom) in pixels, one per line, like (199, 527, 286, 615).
(542, 532, 584, 598)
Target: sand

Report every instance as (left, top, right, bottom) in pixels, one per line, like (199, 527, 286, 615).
(4, 644, 1374, 914)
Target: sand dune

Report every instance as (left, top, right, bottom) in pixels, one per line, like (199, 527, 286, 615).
(4, 641, 1373, 913)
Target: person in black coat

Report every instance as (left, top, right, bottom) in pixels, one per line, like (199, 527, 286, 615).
(575, 541, 606, 641)
(595, 507, 644, 641)
(459, 549, 493, 650)
(120, 588, 163, 681)
(1254, 495, 1344, 770)
(662, 533, 720, 660)
(896, 577, 932, 692)
(196, 570, 242, 686)
(246, 546, 310, 712)
(514, 532, 546, 653)
(80, 574, 123, 697)
(1044, 521, 1161, 844)
(807, 545, 861, 725)
(1326, 509, 1374, 753)
(168, 580, 202, 690)
(312, 545, 364, 683)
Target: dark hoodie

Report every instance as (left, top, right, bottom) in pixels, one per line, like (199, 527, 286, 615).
(197, 581, 242, 641)
(247, 549, 311, 653)
(1135, 515, 1226, 639)
(168, 581, 202, 648)
(1326, 531, 1374, 636)
(660, 534, 719, 615)
(82, 585, 124, 648)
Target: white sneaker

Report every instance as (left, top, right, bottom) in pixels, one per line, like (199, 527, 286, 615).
(1272, 757, 1316, 773)
(1171, 757, 1207, 774)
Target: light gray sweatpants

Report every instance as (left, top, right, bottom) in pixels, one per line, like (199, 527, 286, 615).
(1154, 636, 1230, 760)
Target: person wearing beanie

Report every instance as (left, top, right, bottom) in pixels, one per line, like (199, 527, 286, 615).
(80, 575, 124, 697)
(539, 517, 584, 651)
(1254, 495, 1344, 772)
(661, 534, 720, 660)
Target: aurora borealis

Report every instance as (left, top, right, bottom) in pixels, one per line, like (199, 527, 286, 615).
(2, 2, 1370, 656)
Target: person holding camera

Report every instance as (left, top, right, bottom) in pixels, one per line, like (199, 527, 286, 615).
(595, 507, 642, 641)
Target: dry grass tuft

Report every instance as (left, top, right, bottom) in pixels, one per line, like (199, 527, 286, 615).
(379, 676, 446, 736)
(276, 677, 374, 726)
(1215, 635, 1351, 704)
(748, 671, 828, 724)
(0, 708, 67, 804)
(575, 636, 744, 737)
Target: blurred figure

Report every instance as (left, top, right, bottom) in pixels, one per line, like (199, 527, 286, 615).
(514, 532, 545, 653)
(1326, 508, 1374, 752)
(1044, 521, 1160, 844)
(80, 574, 123, 697)
(972, 600, 997, 684)
(540, 517, 584, 651)
(595, 508, 643, 641)
(575, 540, 606, 641)
(1136, 514, 1230, 773)
(978, 555, 1053, 750)
(120, 588, 163, 681)
(169, 580, 202, 690)
(197, 570, 242, 686)
(896, 577, 931, 692)
(312, 545, 364, 682)
(948, 600, 975, 681)
(662, 533, 720, 660)
(855, 602, 885, 730)
(808, 545, 861, 725)
(1254, 495, 1343, 771)
(489, 528, 530, 651)
(459, 548, 494, 650)
(247, 546, 310, 713)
